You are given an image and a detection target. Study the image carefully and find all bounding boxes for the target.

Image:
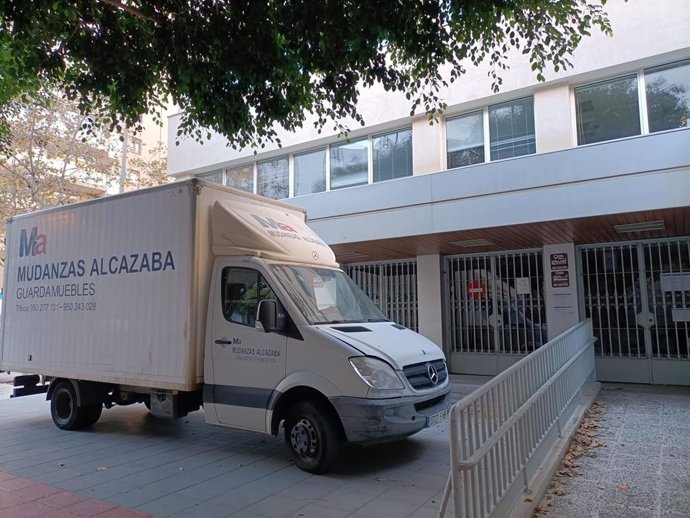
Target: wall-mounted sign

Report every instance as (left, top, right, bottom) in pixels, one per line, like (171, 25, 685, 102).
(551, 271, 570, 288)
(550, 253, 568, 271)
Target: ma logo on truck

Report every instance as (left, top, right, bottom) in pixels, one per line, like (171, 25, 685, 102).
(251, 214, 297, 233)
(19, 227, 47, 257)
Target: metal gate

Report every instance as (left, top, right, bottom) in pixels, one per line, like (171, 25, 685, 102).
(345, 259, 418, 331)
(579, 238, 690, 385)
(445, 250, 547, 375)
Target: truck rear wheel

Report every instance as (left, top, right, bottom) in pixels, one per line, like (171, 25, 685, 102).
(80, 404, 102, 428)
(51, 382, 82, 430)
(50, 381, 101, 430)
(284, 401, 340, 474)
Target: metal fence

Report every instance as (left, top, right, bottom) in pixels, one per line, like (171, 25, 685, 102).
(345, 259, 418, 331)
(439, 320, 597, 518)
(446, 250, 547, 356)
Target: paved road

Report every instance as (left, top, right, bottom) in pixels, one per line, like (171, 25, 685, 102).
(0, 377, 485, 518)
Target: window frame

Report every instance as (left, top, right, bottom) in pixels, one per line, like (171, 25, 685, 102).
(256, 155, 290, 200)
(573, 73, 642, 146)
(573, 59, 690, 147)
(445, 110, 487, 169)
(293, 147, 328, 197)
(371, 126, 413, 183)
(220, 267, 281, 329)
(329, 136, 371, 190)
(444, 96, 536, 169)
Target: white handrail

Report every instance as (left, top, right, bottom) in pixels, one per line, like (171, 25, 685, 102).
(439, 320, 596, 518)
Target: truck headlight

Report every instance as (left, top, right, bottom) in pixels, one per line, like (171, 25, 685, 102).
(349, 357, 404, 390)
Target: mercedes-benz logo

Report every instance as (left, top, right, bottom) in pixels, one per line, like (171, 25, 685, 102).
(427, 363, 439, 385)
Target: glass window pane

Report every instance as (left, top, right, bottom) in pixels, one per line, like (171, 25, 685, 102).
(645, 60, 690, 133)
(294, 149, 326, 196)
(446, 112, 485, 168)
(489, 97, 536, 160)
(330, 138, 369, 190)
(257, 157, 289, 199)
(373, 128, 412, 182)
(575, 75, 640, 145)
(198, 170, 223, 184)
(224, 165, 254, 193)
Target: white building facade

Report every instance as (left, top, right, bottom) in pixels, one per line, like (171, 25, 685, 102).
(168, 0, 690, 385)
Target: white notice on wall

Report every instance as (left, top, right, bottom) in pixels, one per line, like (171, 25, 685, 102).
(553, 293, 575, 311)
(515, 277, 531, 295)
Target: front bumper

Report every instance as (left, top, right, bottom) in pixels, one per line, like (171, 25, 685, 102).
(330, 386, 452, 444)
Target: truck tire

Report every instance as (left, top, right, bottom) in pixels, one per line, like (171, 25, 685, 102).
(50, 381, 84, 430)
(284, 401, 340, 474)
(79, 404, 103, 428)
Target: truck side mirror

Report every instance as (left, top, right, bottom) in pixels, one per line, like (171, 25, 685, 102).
(256, 299, 286, 333)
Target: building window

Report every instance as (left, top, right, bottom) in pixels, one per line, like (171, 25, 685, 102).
(294, 149, 327, 196)
(257, 157, 289, 199)
(575, 75, 640, 145)
(645, 60, 690, 133)
(489, 97, 536, 160)
(130, 138, 142, 155)
(225, 165, 254, 193)
(373, 128, 412, 182)
(446, 112, 484, 168)
(198, 170, 223, 184)
(330, 138, 369, 190)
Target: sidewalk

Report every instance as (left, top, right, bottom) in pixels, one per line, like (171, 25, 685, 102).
(0, 471, 152, 517)
(537, 384, 690, 518)
(0, 375, 485, 518)
(1, 376, 687, 517)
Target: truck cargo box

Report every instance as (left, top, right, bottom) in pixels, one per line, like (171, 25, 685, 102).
(0, 179, 315, 391)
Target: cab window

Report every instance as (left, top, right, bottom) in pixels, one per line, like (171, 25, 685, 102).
(221, 267, 278, 327)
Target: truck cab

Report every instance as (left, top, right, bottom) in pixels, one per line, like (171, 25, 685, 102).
(203, 255, 451, 473)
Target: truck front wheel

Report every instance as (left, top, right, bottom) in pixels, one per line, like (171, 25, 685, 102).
(50, 382, 100, 430)
(284, 401, 340, 474)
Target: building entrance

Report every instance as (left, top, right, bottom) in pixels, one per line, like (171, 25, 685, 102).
(445, 250, 547, 375)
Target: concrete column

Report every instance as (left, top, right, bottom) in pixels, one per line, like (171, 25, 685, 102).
(543, 243, 581, 340)
(412, 116, 443, 175)
(416, 254, 445, 348)
(534, 84, 574, 153)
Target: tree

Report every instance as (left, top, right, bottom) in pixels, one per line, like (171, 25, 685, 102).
(126, 141, 170, 190)
(0, 89, 120, 263)
(1, 1, 615, 150)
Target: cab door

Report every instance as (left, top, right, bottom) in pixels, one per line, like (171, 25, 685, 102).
(209, 264, 287, 432)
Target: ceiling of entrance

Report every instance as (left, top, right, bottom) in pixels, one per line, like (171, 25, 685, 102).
(331, 206, 690, 263)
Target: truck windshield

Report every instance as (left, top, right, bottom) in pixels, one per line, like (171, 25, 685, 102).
(270, 264, 388, 325)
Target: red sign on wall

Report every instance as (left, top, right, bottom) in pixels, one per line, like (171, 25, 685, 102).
(551, 271, 570, 288)
(550, 253, 569, 271)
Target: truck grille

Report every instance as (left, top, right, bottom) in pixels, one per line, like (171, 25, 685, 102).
(403, 360, 447, 389)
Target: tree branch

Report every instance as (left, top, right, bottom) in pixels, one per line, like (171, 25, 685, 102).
(97, 0, 158, 23)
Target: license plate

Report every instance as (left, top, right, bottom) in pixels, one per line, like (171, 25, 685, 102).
(426, 408, 450, 428)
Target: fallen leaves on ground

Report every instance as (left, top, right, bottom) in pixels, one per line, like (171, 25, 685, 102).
(532, 401, 608, 517)
(617, 482, 629, 492)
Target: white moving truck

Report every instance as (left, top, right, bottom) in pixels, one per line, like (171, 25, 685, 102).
(0, 179, 450, 473)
